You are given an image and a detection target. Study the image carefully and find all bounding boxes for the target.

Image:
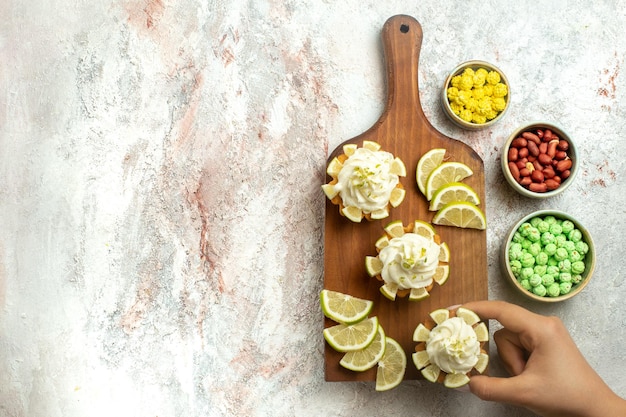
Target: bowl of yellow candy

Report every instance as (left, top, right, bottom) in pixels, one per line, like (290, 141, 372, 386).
(441, 60, 510, 130)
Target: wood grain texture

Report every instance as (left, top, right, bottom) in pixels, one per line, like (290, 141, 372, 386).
(323, 15, 488, 382)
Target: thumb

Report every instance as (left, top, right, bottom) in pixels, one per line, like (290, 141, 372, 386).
(469, 374, 526, 405)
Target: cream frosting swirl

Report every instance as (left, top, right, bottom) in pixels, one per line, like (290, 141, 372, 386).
(334, 147, 399, 213)
(426, 317, 480, 374)
(378, 233, 441, 290)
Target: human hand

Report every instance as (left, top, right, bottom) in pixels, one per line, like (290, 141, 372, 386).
(463, 300, 626, 417)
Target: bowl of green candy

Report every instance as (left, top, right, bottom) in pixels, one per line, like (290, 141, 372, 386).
(502, 210, 595, 302)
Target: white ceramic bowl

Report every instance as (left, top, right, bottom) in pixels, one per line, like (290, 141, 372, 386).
(501, 210, 595, 302)
(441, 60, 510, 130)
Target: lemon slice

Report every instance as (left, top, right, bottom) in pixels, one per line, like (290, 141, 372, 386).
(430, 308, 450, 325)
(413, 220, 436, 240)
(383, 220, 405, 238)
(412, 323, 431, 342)
(429, 182, 481, 211)
(375, 235, 390, 250)
(455, 307, 480, 326)
(409, 287, 430, 301)
(342, 206, 363, 223)
(416, 148, 446, 196)
(432, 265, 450, 286)
(320, 289, 374, 325)
(375, 337, 406, 391)
(412, 350, 430, 370)
(327, 157, 343, 177)
(340, 325, 386, 372)
(474, 352, 489, 374)
(370, 208, 389, 220)
(421, 363, 441, 383)
(343, 143, 358, 156)
(380, 283, 398, 301)
(432, 202, 486, 230)
(365, 256, 384, 277)
(390, 158, 407, 176)
(363, 140, 381, 151)
(444, 372, 471, 389)
(321, 183, 338, 200)
(425, 162, 473, 201)
(473, 322, 489, 342)
(389, 187, 406, 208)
(438, 242, 450, 262)
(323, 317, 379, 352)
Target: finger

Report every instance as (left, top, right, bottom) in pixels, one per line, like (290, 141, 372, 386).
(462, 300, 543, 335)
(494, 328, 527, 376)
(469, 374, 529, 406)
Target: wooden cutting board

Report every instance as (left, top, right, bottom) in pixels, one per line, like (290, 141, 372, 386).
(323, 15, 488, 382)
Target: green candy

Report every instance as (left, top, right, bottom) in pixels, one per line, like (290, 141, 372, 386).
(558, 259, 572, 273)
(510, 260, 522, 276)
(529, 274, 542, 287)
(547, 283, 561, 297)
(569, 229, 583, 242)
(527, 228, 541, 242)
(520, 252, 536, 268)
(561, 220, 575, 234)
(543, 216, 557, 225)
(559, 272, 572, 283)
(534, 265, 547, 276)
(546, 265, 560, 277)
(520, 279, 532, 290)
(537, 221, 550, 233)
(519, 223, 533, 237)
(509, 243, 523, 260)
(554, 248, 569, 262)
(530, 217, 542, 227)
(540, 232, 555, 245)
(512, 231, 524, 244)
(549, 223, 563, 235)
(555, 235, 567, 247)
(559, 281, 572, 294)
(575, 241, 589, 255)
(562, 241, 576, 253)
(542, 274, 555, 286)
(520, 267, 534, 280)
(533, 284, 547, 297)
(528, 242, 542, 256)
(572, 261, 586, 275)
(569, 250, 583, 263)
(572, 274, 583, 284)
(544, 243, 557, 256)
(535, 252, 548, 266)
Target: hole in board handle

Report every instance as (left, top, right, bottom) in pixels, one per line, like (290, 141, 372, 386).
(400, 24, 409, 33)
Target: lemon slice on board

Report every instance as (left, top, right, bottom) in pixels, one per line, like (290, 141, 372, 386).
(425, 162, 473, 201)
(389, 187, 406, 208)
(320, 289, 374, 324)
(340, 325, 386, 372)
(363, 140, 381, 151)
(444, 372, 471, 389)
(432, 202, 486, 230)
(412, 323, 431, 342)
(365, 256, 384, 277)
(383, 220, 405, 238)
(429, 308, 450, 325)
(474, 352, 489, 374)
(432, 265, 450, 286)
(413, 220, 436, 240)
(343, 143, 358, 156)
(375, 337, 407, 391)
(380, 283, 399, 301)
(416, 148, 446, 196)
(323, 317, 379, 352)
(421, 363, 441, 383)
(389, 158, 407, 177)
(409, 287, 430, 301)
(438, 242, 450, 262)
(412, 350, 431, 370)
(429, 182, 480, 211)
(341, 206, 363, 223)
(326, 157, 343, 177)
(455, 307, 481, 326)
(473, 322, 489, 342)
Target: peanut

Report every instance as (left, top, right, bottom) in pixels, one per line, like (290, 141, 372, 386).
(506, 128, 574, 194)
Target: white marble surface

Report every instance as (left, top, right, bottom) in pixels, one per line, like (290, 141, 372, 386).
(1, 1, 625, 416)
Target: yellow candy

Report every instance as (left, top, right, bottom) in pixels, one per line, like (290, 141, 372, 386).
(447, 66, 507, 125)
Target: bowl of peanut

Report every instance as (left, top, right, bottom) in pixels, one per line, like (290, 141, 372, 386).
(501, 122, 578, 198)
(441, 60, 510, 130)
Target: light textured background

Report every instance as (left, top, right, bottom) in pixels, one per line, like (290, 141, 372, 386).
(1, 1, 625, 416)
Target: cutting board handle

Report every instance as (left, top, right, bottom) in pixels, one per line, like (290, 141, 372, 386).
(380, 15, 428, 126)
